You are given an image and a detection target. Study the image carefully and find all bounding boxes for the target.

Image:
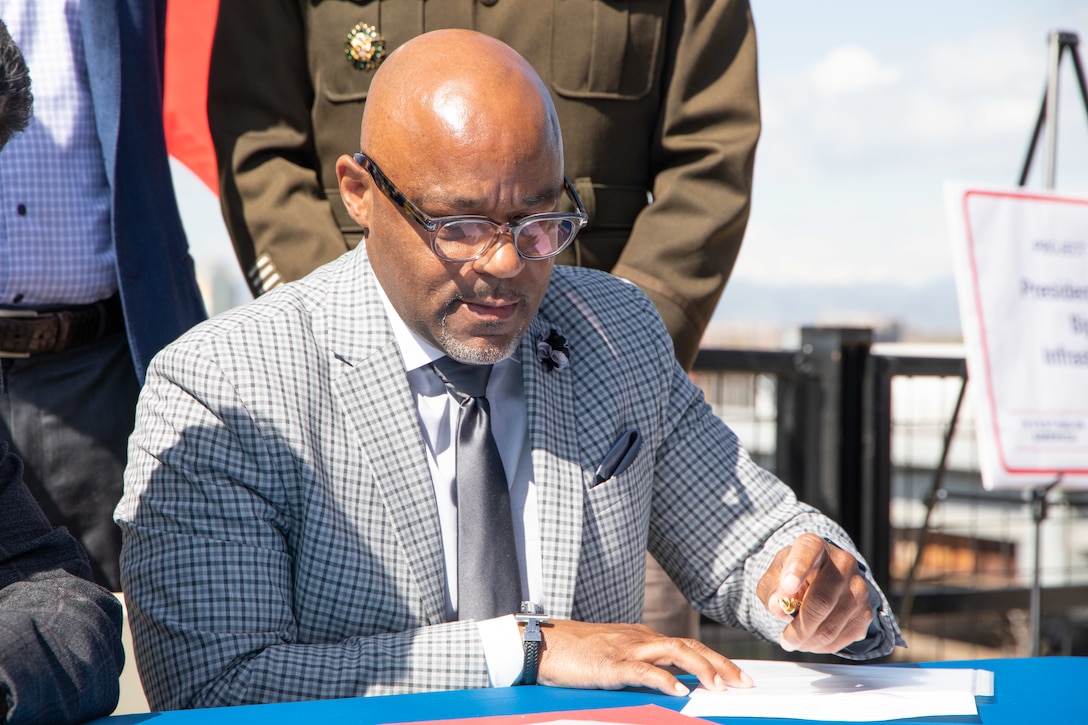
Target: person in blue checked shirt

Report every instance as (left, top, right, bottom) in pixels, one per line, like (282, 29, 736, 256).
(0, 0, 206, 593)
(1, 24, 124, 724)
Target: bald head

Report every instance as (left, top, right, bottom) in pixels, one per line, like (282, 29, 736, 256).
(336, 30, 570, 365)
(359, 29, 562, 177)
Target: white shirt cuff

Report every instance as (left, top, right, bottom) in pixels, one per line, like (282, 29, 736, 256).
(477, 614, 524, 687)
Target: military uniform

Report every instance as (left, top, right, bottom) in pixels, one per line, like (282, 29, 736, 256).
(209, 0, 760, 369)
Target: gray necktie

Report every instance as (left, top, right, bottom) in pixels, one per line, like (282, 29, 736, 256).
(432, 356, 521, 620)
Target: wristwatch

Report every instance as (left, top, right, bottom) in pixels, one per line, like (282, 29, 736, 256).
(515, 601, 548, 685)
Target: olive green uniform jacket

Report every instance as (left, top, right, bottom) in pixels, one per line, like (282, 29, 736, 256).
(208, 0, 760, 368)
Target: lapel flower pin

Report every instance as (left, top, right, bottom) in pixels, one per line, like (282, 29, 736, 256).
(536, 329, 570, 371)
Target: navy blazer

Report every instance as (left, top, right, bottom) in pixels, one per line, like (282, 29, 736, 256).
(83, 0, 207, 381)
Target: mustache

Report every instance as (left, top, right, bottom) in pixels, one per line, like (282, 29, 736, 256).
(451, 284, 528, 305)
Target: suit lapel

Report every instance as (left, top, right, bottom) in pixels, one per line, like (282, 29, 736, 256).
(325, 253, 448, 625)
(522, 317, 583, 620)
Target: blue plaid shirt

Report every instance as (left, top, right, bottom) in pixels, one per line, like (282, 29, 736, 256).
(0, 0, 117, 307)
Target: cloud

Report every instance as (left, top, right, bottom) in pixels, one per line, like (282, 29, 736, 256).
(905, 95, 969, 139)
(765, 27, 1055, 165)
(723, 2, 1088, 333)
(808, 45, 903, 96)
(737, 191, 954, 289)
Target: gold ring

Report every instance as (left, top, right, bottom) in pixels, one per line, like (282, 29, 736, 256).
(779, 596, 801, 616)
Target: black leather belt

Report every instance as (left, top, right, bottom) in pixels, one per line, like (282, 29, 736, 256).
(0, 294, 125, 358)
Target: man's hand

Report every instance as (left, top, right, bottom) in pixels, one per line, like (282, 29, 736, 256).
(536, 620, 753, 696)
(758, 533, 874, 654)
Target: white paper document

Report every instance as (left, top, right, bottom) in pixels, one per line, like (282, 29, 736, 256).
(680, 660, 994, 722)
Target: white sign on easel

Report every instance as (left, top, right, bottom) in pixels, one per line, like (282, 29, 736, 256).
(946, 183, 1088, 490)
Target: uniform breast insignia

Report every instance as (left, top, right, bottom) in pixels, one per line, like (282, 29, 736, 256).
(345, 22, 386, 71)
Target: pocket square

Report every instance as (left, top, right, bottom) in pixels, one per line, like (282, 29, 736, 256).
(593, 429, 642, 484)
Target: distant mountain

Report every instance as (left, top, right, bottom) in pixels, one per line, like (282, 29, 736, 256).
(710, 276, 963, 338)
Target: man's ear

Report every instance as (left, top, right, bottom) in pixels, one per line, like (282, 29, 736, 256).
(336, 154, 371, 230)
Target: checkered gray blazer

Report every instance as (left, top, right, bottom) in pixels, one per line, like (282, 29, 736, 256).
(116, 248, 901, 710)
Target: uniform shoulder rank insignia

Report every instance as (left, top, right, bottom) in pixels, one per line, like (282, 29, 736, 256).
(345, 22, 386, 71)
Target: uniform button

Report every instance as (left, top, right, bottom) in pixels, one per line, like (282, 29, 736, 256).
(480, 0, 498, 6)
(16, 204, 27, 216)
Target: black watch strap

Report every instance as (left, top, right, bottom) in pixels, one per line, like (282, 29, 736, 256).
(515, 601, 548, 685)
(522, 636, 542, 685)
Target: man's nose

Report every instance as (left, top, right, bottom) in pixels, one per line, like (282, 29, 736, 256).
(471, 231, 524, 278)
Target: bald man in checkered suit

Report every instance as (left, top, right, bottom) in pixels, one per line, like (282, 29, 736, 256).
(116, 30, 903, 711)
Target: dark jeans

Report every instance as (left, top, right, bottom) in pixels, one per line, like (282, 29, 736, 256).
(0, 331, 139, 591)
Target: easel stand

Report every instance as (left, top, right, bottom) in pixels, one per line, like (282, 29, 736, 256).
(1018, 31, 1088, 187)
(1015, 29, 1087, 657)
(1026, 479, 1061, 656)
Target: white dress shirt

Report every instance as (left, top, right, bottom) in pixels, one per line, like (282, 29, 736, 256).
(375, 281, 540, 686)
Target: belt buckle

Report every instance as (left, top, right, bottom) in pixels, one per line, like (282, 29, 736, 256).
(0, 308, 38, 358)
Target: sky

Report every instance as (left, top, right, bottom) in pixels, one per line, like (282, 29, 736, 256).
(176, 1, 1088, 333)
(710, 0, 1088, 338)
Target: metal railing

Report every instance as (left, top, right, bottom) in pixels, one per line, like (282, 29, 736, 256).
(690, 329, 1088, 660)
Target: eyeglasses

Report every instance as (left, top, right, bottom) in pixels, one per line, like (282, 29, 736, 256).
(354, 152, 587, 262)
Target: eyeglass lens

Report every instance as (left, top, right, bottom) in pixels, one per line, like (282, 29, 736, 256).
(435, 217, 579, 260)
